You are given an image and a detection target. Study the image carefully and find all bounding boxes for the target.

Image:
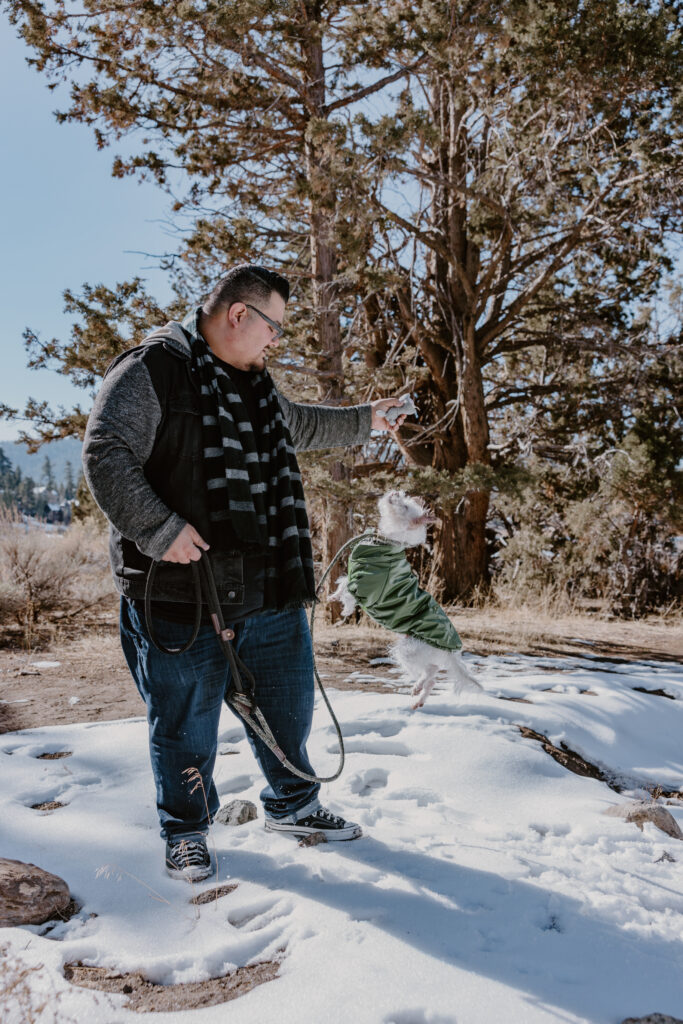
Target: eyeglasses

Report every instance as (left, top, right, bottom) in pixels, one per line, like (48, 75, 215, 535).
(244, 303, 284, 339)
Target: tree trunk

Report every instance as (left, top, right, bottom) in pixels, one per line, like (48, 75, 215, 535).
(430, 492, 490, 600)
(417, 78, 490, 601)
(302, 22, 351, 619)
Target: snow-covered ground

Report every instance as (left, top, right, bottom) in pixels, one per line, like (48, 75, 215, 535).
(2, 651, 682, 1024)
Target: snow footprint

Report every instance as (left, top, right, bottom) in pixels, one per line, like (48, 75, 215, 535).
(70, 774, 103, 788)
(343, 719, 405, 739)
(217, 774, 254, 796)
(218, 728, 246, 745)
(349, 768, 389, 797)
(385, 1011, 457, 1024)
(388, 787, 441, 807)
(338, 738, 411, 757)
(228, 896, 292, 932)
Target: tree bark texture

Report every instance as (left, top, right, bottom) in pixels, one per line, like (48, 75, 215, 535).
(302, 17, 352, 619)
(403, 75, 491, 600)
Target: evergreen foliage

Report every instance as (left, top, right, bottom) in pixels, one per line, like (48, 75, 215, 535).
(3, 0, 681, 611)
(0, 448, 39, 516)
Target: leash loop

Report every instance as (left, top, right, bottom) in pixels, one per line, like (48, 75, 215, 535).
(143, 547, 371, 784)
(144, 559, 203, 654)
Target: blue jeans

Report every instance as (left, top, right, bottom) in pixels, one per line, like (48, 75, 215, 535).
(120, 598, 320, 841)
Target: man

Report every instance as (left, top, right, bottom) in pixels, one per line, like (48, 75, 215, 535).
(83, 264, 405, 882)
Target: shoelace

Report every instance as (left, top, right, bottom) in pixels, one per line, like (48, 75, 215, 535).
(304, 809, 345, 827)
(169, 840, 207, 866)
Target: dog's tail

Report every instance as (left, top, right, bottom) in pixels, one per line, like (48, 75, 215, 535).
(448, 650, 482, 696)
(329, 575, 357, 618)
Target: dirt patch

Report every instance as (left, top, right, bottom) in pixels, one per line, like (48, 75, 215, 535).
(540, 688, 598, 696)
(518, 726, 683, 798)
(49, 898, 81, 922)
(518, 726, 614, 787)
(190, 882, 238, 906)
(38, 899, 83, 935)
(31, 801, 68, 811)
(63, 959, 281, 1012)
(0, 631, 141, 733)
(453, 608, 683, 664)
(36, 751, 73, 760)
(1, 609, 680, 733)
(631, 686, 676, 700)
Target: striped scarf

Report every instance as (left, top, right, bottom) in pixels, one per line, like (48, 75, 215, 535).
(190, 330, 316, 610)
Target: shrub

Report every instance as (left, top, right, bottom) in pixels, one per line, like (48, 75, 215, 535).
(0, 511, 113, 642)
(491, 437, 681, 618)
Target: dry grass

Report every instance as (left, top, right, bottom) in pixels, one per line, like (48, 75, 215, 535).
(0, 513, 114, 647)
(449, 599, 683, 663)
(0, 944, 76, 1024)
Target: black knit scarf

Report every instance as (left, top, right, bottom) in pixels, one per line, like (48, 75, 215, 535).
(190, 330, 316, 610)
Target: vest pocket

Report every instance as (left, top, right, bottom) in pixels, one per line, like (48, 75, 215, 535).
(133, 551, 245, 605)
(211, 551, 245, 604)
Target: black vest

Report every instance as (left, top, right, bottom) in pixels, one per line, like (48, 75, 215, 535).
(107, 340, 265, 614)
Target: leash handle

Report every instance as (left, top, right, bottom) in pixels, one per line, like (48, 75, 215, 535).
(144, 558, 203, 654)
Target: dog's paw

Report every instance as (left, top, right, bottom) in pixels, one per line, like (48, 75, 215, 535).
(410, 677, 434, 710)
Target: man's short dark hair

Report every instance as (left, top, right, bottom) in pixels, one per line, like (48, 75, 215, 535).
(203, 264, 290, 317)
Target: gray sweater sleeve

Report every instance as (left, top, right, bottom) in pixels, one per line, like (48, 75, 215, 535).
(83, 356, 372, 559)
(82, 356, 186, 560)
(278, 392, 372, 451)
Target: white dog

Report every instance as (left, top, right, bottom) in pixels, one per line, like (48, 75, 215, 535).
(331, 491, 481, 709)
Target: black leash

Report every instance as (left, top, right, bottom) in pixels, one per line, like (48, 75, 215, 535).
(144, 547, 366, 784)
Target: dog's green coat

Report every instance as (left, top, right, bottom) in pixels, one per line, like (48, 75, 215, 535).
(346, 538, 463, 652)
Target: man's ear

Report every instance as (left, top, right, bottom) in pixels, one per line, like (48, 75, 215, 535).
(227, 301, 247, 329)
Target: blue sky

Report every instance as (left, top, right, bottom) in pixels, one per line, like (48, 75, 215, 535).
(0, 24, 175, 442)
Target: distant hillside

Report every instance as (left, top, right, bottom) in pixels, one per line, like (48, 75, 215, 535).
(0, 437, 83, 485)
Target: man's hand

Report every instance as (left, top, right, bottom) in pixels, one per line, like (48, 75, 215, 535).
(162, 524, 210, 564)
(370, 396, 415, 432)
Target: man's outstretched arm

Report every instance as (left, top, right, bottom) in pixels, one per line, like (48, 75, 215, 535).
(278, 393, 407, 451)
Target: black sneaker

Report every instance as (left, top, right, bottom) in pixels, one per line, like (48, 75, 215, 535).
(165, 837, 213, 881)
(264, 806, 362, 841)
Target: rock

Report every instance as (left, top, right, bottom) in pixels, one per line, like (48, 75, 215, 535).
(298, 833, 327, 848)
(215, 800, 257, 826)
(655, 851, 676, 863)
(604, 801, 683, 840)
(0, 858, 71, 927)
(621, 1015, 683, 1024)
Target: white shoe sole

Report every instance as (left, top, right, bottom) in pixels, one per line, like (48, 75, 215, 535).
(165, 864, 213, 881)
(264, 820, 362, 841)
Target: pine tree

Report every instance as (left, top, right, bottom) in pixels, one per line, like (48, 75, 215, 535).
(4, 0, 681, 602)
(335, 0, 682, 597)
(41, 454, 55, 492)
(63, 460, 75, 501)
(0, 447, 11, 479)
(4, 0, 413, 605)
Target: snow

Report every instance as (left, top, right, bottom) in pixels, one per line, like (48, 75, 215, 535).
(2, 651, 682, 1024)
